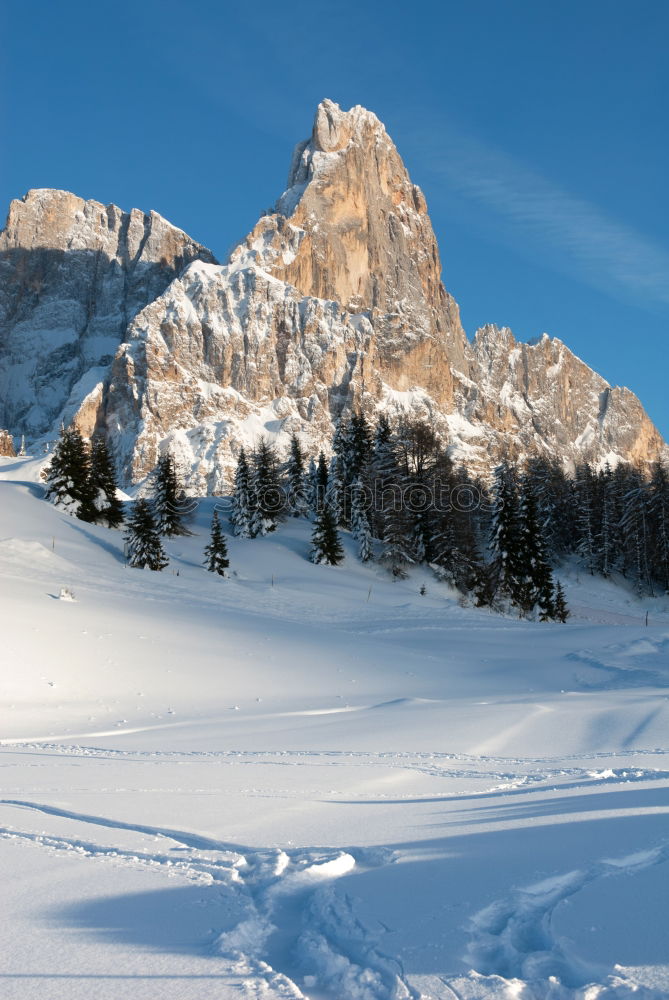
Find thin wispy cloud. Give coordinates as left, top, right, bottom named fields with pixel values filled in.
left=412, top=124, right=669, bottom=311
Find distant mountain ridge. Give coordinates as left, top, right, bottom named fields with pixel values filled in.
left=0, top=101, right=665, bottom=488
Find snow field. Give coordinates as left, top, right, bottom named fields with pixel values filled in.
left=1, top=456, right=669, bottom=999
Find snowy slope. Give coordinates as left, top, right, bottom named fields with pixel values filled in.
left=2, top=455, right=669, bottom=999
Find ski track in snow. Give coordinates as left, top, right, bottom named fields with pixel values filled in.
left=3, top=475, right=669, bottom=998
left=0, top=798, right=415, bottom=1000
left=2, top=775, right=669, bottom=1000
left=461, top=841, right=669, bottom=1000
left=3, top=743, right=668, bottom=800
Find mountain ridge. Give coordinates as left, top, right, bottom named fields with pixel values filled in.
left=0, top=101, right=665, bottom=487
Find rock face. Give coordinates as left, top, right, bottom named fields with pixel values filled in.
left=0, top=189, right=216, bottom=437
left=0, top=102, right=665, bottom=488
left=239, top=101, right=470, bottom=388
left=466, top=326, right=666, bottom=467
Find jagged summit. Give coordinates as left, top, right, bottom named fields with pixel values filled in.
left=283, top=100, right=390, bottom=193
left=0, top=189, right=216, bottom=436
left=1, top=188, right=213, bottom=254
left=0, top=103, right=665, bottom=487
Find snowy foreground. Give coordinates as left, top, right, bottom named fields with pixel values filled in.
left=2, top=457, right=669, bottom=1000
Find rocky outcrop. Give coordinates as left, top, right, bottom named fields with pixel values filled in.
left=0, top=103, right=665, bottom=488
left=0, top=429, right=15, bottom=456
left=99, top=101, right=665, bottom=489
left=238, top=100, right=470, bottom=394
left=462, top=326, right=666, bottom=467
left=0, top=188, right=216, bottom=437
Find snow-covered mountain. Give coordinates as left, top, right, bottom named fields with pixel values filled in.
left=0, top=102, right=665, bottom=488
left=0, top=188, right=215, bottom=441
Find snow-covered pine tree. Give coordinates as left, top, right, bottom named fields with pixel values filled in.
left=230, top=448, right=254, bottom=538
left=326, top=456, right=344, bottom=526
left=453, top=467, right=487, bottom=595
left=525, top=456, right=571, bottom=562
left=310, top=451, right=329, bottom=516
left=204, top=510, right=229, bottom=575
left=18, top=435, right=26, bottom=457
left=370, top=413, right=396, bottom=539
left=425, top=449, right=456, bottom=572
left=357, top=515, right=374, bottom=563
left=306, top=456, right=318, bottom=514
left=285, top=434, right=308, bottom=517
left=250, top=439, right=283, bottom=536
left=310, top=503, right=344, bottom=565
left=348, top=413, right=372, bottom=485
left=44, top=425, right=96, bottom=521
left=620, top=470, right=653, bottom=596
left=553, top=581, right=569, bottom=622
left=433, top=490, right=485, bottom=597
left=90, top=437, right=124, bottom=528
left=153, top=453, right=187, bottom=536
left=648, top=461, right=669, bottom=593
left=516, top=474, right=556, bottom=619
left=332, top=414, right=353, bottom=524
left=125, top=499, right=168, bottom=570
left=488, top=461, right=523, bottom=607
left=412, top=520, right=427, bottom=564
left=606, top=463, right=629, bottom=575
left=574, top=464, right=598, bottom=576
left=379, top=505, right=414, bottom=579
left=372, top=412, right=393, bottom=461
left=596, top=464, right=614, bottom=578
left=331, top=414, right=351, bottom=483
left=350, top=476, right=373, bottom=562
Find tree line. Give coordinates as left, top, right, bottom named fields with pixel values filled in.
left=43, top=417, right=669, bottom=618
left=43, top=427, right=223, bottom=573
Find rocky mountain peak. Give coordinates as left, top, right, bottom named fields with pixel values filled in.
left=311, top=99, right=384, bottom=153
left=0, top=190, right=216, bottom=436
left=0, top=103, right=665, bottom=489
left=234, top=101, right=468, bottom=378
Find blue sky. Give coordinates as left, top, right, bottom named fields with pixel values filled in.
left=2, top=0, right=668, bottom=435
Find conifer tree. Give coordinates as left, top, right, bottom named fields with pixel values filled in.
left=250, top=439, right=283, bottom=536
left=489, top=461, right=523, bottom=606
left=153, top=453, right=187, bottom=536
left=331, top=415, right=351, bottom=489
left=44, top=425, right=96, bottom=521
left=230, top=448, right=254, bottom=538
left=379, top=504, right=414, bottom=579
left=648, top=461, right=669, bottom=593
left=285, top=434, right=308, bottom=517
left=326, top=456, right=344, bottom=526
left=305, top=456, right=318, bottom=513
left=371, top=414, right=398, bottom=539
left=348, top=413, right=372, bottom=485
left=553, top=580, right=569, bottom=622
left=204, top=510, right=229, bottom=575
left=620, top=471, right=652, bottom=596
left=526, top=457, right=574, bottom=562
left=309, top=451, right=329, bottom=515
left=597, top=464, right=614, bottom=578
left=310, top=504, right=344, bottom=565
left=412, top=520, right=427, bottom=564
left=357, top=516, right=374, bottom=563
left=574, top=464, right=598, bottom=575
left=125, top=499, right=168, bottom=570
left=373, top=412, right=392, bottom=453
left=516, top=474, right=556, bottom=618
left=350, top=477, right=373, bottom=562
left=90, top=437, right=124, bottom=528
